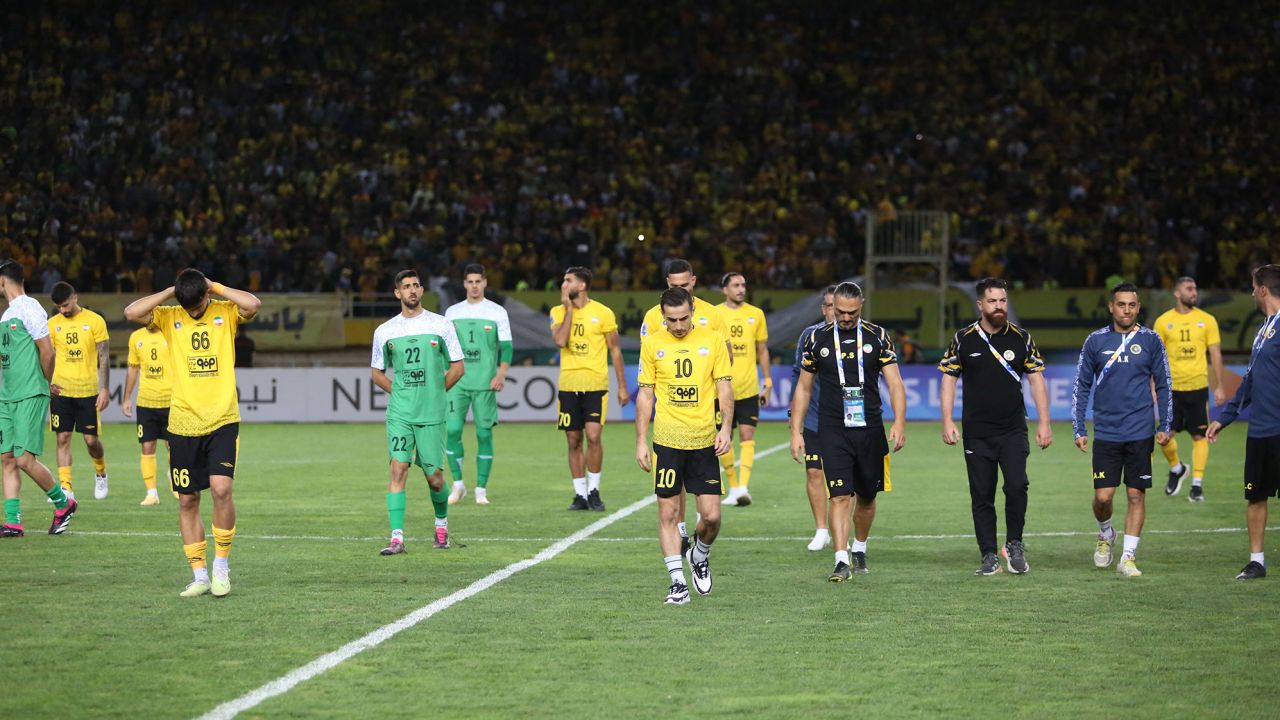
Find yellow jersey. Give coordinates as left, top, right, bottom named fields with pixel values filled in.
left=716, top=302, right=769, bottom=400
left=1154, top=307, right=1221, bottom=391
left=149, top=300, right=245, bottom=436
left=640, top=300, right=728, bottom=345
left=127, top=326, right=173, bottom=408
left=48, top=308, right=109, bottom=397
left=550, top=299, right=617, bottom=392
left=638, top=325, right=732, bottom=450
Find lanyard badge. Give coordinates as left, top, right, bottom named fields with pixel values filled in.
left=1248, top=313, right=1280, bottom=372
left=833, top=321, right=866, bottom=428
left=975, top=326, right=1021, bottom=383
left=1095, top=329, right=1136, bottom=387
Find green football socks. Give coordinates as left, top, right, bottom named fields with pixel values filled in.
left=4, top=498, right=19, bottom=525
left=45, top=483, right=69, bottom=509
left=429, top=482, right=449, bottom=520
left=476, top=426, right=494, bottom=489
left=386, top=490, right=406, bottom=534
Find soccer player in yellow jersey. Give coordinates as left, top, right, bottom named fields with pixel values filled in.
left=47, top=282, right=111, bottom=501
left=716, top=272, right=771, bottom=507
left=125, top=269, right=261, bottom=598
left=550, top=267, right=628, bottom=511
left=635, top=287, right=734, bottom=604
left=640, top=259, right=731, bottom=550
left=1154, top=277, right=1226, bottom=502
left=122, top=325, right=172, bottom=505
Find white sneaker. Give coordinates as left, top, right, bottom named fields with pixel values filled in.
left=447, top=482, right=466, bottom=505
left=475, top=487, right=489, bottom=505
left=807, top=529, right=831, bottom=552
left=720, top=488, right=740, bottom=505
left=735, top=490, right=752, bottom=507
left=94, top=473, right=109, bottom=500
left=1094, top=533, right=1114, bottom=568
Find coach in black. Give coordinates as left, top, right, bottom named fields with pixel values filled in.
left=939, top=278, right=1052, bottom=576
left=790, top=282, right=906, bottom=582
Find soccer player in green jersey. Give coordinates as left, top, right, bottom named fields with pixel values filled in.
left=372, top=269, right=465, bottom=555
left=445, top=264, right=512, bottom=505
left=0, top=259, right=78, bottom=537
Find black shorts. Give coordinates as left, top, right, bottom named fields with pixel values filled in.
left=820, top=426, right=889, bottom=499
left=652, top=443, right=723, bottom=498
left=1171, top=388, right=1210, bottom=436
left=803, top=428, right=823, bottom=471
left=1243, top=434, right=1280, bottom=502
left=136, top=406, right=170, bottom=444
left=557, top=390, right=607, bottom=431
left=169, top=423, right=239, bottom=495
left=1092, top=438, right=1154, bottom=490
left=50, top=395, right=99, bottom=435
left=715, top=397, right=760, bottom=429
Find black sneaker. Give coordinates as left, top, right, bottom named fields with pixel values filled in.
left=586, top=489, right=606, bottom=512
left=1165, top=464, right=1189, bottom=496
left=1002, top=540, right=1029, bottom=574
left=1236, top=561, right=1267, bottom=580
left=689, top=553, right=712, bottom=595
left=975, top=552, right=1002, bottom=576
left=851, top=551, right=869, bottom=574
left=828, top=561, right=851, bottom=582
left=49, top=499, right=78, bottom=535
left=567, top=494, right=589, bottom=511
left=680, top=535, right=691, bottom=559
left=1188, top=485, right=1205, bottom=503
left=0, top=523, right=24, bottom=538
left=664, top=581, right=690, bottom=604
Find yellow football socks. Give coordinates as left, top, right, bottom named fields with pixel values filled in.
left=184, top=541, right=207, bottom=570
left=141, top=453, right=157, bottom=491
left=58, top=466, right=73, bottom=492
left=721, top=447, right=739, bottom=488
left=213, top=525, right=236, bottom=560
left=91, top=455, right=106, bottom=475
left=739, top=440, right=756, bottom=488
left=1192, top=438, right=1209, bottom=480
left=1160, top=437, right=1180, bottom=468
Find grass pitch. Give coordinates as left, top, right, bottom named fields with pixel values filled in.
left=3, top=421, right=1274, bottom=719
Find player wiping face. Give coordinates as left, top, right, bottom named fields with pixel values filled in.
left=561, top=271, right=587, bottom=303
left=1110, top=291, right=1140, bottom=331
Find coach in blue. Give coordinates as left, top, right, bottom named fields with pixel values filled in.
left=1071, top=283, right=1172, bottom=578
left=791, top=285, right=835, bottom=552
left=1207, top=264, right=1280, bottom=580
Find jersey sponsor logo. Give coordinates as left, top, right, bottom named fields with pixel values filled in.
left=187, top=355, right=219, bottom=375
left=571, top=341, right=589, bottom=355
left=464, top=348, right=481, bottom=361
left=146, top=364, right=165, bottom=378
left=1003, top=350, right=1016, bottom=361
left=667, top=384, right=699, bottom=405
left=402, top=368, right=426, bottom=386
left=66, top=348, right=83, bottom=361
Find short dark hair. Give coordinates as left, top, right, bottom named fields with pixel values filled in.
left=666, top=258, right=693, bottom=277
left=1111, top=282, right=1140, bottom=297
left=394, top=269, right=419, bottom=288
left=1174, top=276, right=1196, bottom=288
left=660, top=286, right=693, bottom=310
left=1254, top=264, right=1280, bottom=297
left=174, top=269, right=208, bottom=309
left=821, top=285, right=837, bottom=298
left=565, top=266, right=593, bottom=284
left=463, top=263, right=485, bottom=278
left=50, top=281, right=75, bottom=305
left=0, top=259, right=24, bottom=285
left=975, top=277, right=1008, bottom=297
left=833, top=281, right=863, bottom=300
left=721, top=272, right=743, bottom=287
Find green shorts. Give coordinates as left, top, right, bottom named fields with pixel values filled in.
left=386, top=419, right=446, bottom=474
left=447, top=386, right=499, bottom=429
left=0, top=395, right=50, bottom=457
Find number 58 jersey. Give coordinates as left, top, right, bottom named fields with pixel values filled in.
left=372, top=311, right=464, bottom=425
left=149, top=300, right=243, bottom=437
left=638, top=326, right=732, bottom=450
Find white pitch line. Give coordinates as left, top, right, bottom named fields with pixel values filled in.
left=192, top=440, right=789, bottom=719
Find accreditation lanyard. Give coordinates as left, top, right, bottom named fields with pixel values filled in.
left=1247, top=313, right=1280, bottom=372
left=1094, top=329, right=1136, bottom=387
left=975, top=325, right=1021, bottom=383
left=833, top=321, right=866, bottom=427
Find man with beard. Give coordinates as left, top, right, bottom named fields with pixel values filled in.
left=790, top=282, right=907, bottom=581
left=1072, top=283, right=1172, bottom=577
left=1154, top=276, right=1226, bottom=502
left=938, top=278, right=1053, bottom=575
left=1207, top=264, right=1280, bottom=580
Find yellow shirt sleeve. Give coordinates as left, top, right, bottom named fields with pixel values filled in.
left=1205, top=312, right=1221, bottom=346
left=599, top=305, right=618, bottom=335
left=128, top=331, right=142, bottom=366
left=91, top=312, right=108, bottom=344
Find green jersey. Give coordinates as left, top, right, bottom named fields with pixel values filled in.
left=444, top=299, right=513, bottom=392
left=0, top=295, right=52, bottom=402
left=372, top=310, right=463, bottom=425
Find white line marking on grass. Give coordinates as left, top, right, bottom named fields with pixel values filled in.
left=195, top=493, right=657, bottom=720
left=192, top=440, right=789, bottom=719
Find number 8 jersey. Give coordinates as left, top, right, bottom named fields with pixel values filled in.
left=150, top=300, right=244, bottom=436
left=372, top=310, right=464, bottom=425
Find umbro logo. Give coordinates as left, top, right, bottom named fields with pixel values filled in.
left=221, top=462, right=234, bottom=468
left=968, top=353, right=982, bottom=357
left=842, top=339, right=856, bottom=344
left=1139, top=475, right=1152, bottom=480
left=965, top=450, right=973, bottom=454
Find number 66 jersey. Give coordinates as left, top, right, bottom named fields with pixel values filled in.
left=150, top=299, right=245, bottom=437
left=372, top=311, right=464, bottom=425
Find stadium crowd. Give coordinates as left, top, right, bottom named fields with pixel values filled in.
left=2, top=2, right=1277, bottom=296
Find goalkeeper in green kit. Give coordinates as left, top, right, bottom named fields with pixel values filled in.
left=445, top=264, right=513, bottom=505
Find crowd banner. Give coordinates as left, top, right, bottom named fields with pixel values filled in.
left=75, top=294, right=346, bottom=353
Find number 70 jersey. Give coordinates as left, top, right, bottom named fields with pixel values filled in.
left=372, top=311, right=464, bottom=425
